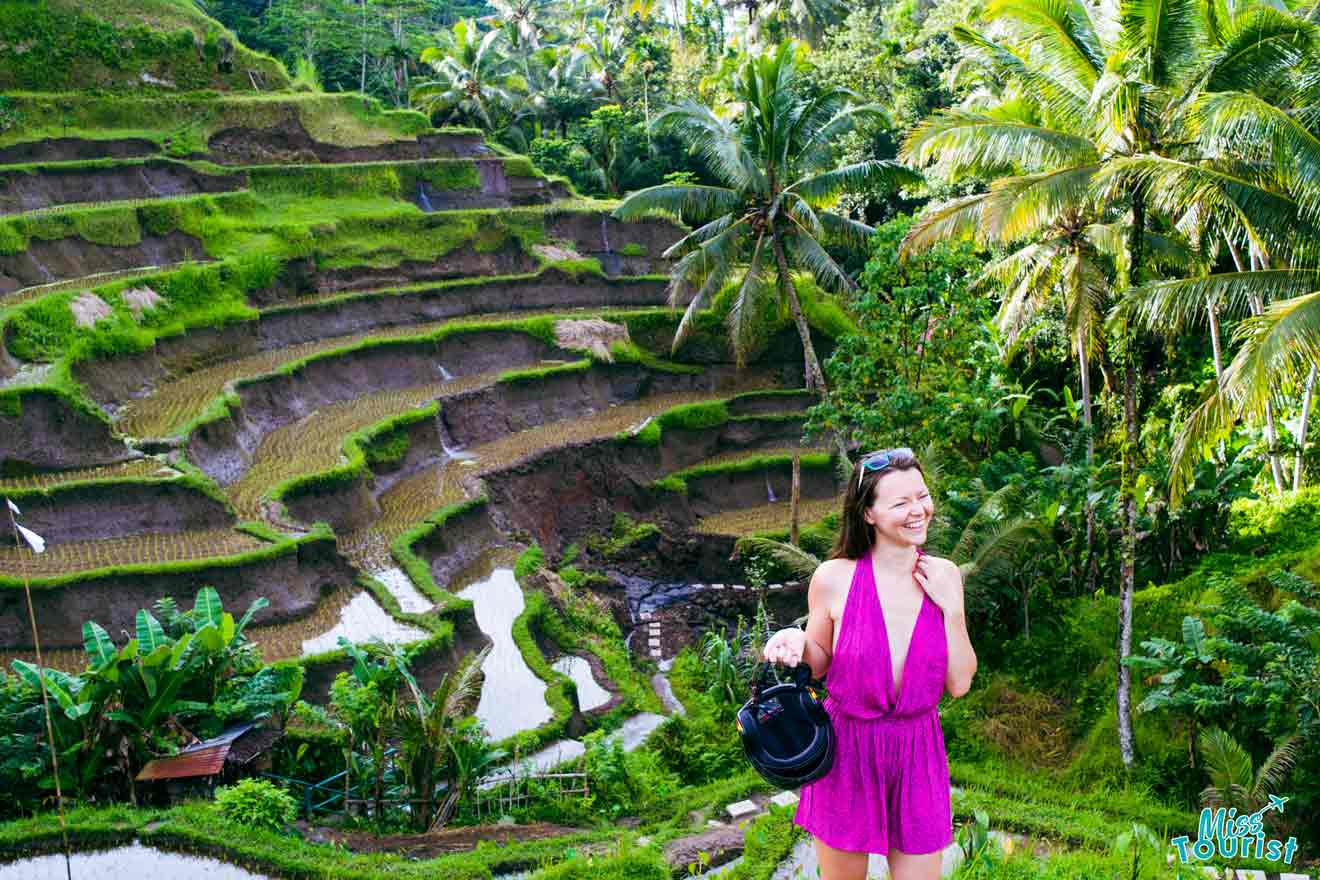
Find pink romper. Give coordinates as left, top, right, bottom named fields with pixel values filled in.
left=792, top=551, right=954, bottom=854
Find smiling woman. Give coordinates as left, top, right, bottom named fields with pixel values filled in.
left=761, top=446, right=977, bottom=880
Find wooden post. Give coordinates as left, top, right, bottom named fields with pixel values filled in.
left=790, top=453, right=801, bottom=546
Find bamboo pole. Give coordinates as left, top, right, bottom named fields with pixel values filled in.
left=6, top=502, right=71, bottom=880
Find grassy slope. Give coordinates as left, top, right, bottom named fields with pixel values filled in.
left=0, top=0, right=291, bottom=92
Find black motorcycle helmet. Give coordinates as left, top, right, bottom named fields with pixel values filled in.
left=736, top=659, right=835, bottom=788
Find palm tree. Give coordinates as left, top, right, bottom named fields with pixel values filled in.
left=1105, top=7, right=1320, bottom=505
left=1198, top=726, right=1300, bottom=818
left=484, top=0, right=549, bottom=51
left=898, top=0, right=1309, bottom=767
left=579, top=17, right=629, bottom=102
left=395, top=645, right=491, bottom=829
left=412, top=19, right=523, bottom=130
left=522, top=45, right=599, bottom=138
left=616, top=42, right=917, bottom=459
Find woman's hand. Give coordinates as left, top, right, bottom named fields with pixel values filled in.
left=913, top=553, right=966, bottom=619
left=762, top=627, right=808, bottom=666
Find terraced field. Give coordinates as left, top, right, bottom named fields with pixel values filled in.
left=224, top=371, right=500, bottom=517
left=0, top=526, right=267, bottom=578
left=0, top=86, right=844, bottom=684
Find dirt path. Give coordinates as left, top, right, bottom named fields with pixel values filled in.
left=300, top=820, right=590, bottom=858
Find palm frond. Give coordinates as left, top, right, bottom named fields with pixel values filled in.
left=902, top=109, right=1099, bottom=179
left=735, top=536, right=822, bottom=579
left=1114, top=270, right=1320, bottom=334
left=901, top=192, right=990, bottom=256
left=614, top=184, right=742, bottom=224
left=788, top=160, right=921, bottom=204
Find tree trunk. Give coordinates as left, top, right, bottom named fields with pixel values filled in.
left=791, top=453, right=801, bottom=546
left=360, top=0, right=369, bottom=96
left=1232, top=239, right=1286, bottom=491
left=771, top=235, right=849, bottom=464
left=1208, top=301, right=1223, bottom=384
left=1296, top=364, right=1317, bottom=491
left=1249, top=293, right=1287, bottom=493
left=1077, top=325, right=1097, bottom=595
left=1116, top=186, right=1144, bottom=770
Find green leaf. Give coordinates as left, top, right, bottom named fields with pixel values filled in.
left=236, top=598, right=269, bottom=635
left=221, top=612, right=235, bottom=646
left=1182, top=616, right=1211, bottom=661
left=136, top=610, right=166, bottom=655
left=194, top=587, right=222, bottom=628
left=82, top=621, right=115, bottom=667
left=194, top=624, right=223, bottom=652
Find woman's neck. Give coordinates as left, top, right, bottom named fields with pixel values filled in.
left=869, top=539, right=919, bottom=585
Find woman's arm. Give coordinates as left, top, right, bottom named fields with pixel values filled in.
left=800, top=565, right=836, bottom=680
left=941, top=566, right=977, bottom=698
left=763, top=561, right=838, bottom=679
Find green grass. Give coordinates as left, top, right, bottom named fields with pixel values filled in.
left=0, top=468, right=231, bottom=510
left=0, top=802, right=623, bottom=880
left=389, top=497, right=488, bottom=613
left=0, top=1, right=289, bottom=93
left=0, top=91, right=438, bottom=149
left=654, top=451, right=834, bottom=495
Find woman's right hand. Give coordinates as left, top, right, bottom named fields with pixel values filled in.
left=762, top=627, right=808, bottom=666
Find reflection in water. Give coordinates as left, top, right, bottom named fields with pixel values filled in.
left=0, top=843, right=270, bottom=879
left=551, top=655, right=611, bottom=711
left=456, top=567, right=554, bottom=741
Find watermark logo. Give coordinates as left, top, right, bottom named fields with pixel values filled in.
left=1171, top=795, right=1300, bottom=865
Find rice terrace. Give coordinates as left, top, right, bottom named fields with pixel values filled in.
left=0, top=0, right=1316, bottom=878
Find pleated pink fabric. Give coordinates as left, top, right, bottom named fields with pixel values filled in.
left=792, top=550, right=954, bottom=855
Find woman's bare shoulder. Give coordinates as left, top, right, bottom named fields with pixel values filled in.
left=810, top=557, right=854, bottom=593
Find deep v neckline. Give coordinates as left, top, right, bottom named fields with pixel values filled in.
left=869, top=551, right=928, bottom=705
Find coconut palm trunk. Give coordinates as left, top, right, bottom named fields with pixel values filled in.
left=772, top=234, right=849, bottom=462
left=1296, top=365, right=1316, bottom=491
left=1077, top=324, right=1098, bottom=594
left=1115, top=186, right=1144, bottom=770
left=1225, top=237, right=1285, bottom=491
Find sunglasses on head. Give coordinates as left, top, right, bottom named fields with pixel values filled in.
left=856, top=448, right=914, bottom=491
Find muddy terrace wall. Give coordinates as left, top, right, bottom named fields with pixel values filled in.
left=280, top=362, right=783, bottom=531
left=206, top=121, right=489, bottom=165
left=73, top=272, right=672, bottom=410
left=0, top=534, right=355, bottom=650
left=410, top=502, right=507, bottom=610
left=256, top=272, right=670, bottom=348
left=0, top=161, right=247, bottom=215
left=0, top=230, right=209, bottom=295
left=2, top=481, right=232, bottom=543
left=479, top=416, right=834, bottom=562
left=0, top=389, right=132, bottom=472
left=188, top=330, right=570, bottom=485
left=544, top=214, right=683, bottom=276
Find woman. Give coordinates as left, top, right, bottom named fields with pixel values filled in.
left=761, top=447, right=977, bottom=880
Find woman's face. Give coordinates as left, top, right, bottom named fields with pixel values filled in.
left=863, top=468, right=934, bottom=547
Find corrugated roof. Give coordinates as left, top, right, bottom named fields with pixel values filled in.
left=136, top=743, right=230, bottom=781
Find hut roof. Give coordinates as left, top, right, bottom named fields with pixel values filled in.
left=135, top=722, right=278, bottom=781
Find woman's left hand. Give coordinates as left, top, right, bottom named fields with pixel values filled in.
left=913, top=553, right=965, bottom=619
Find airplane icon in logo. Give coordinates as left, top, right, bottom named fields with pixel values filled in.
left=1245, top=794, right=1290, bottom=825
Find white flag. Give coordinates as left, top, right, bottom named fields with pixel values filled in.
left=5, top=498, right=17, bottom=516
left=15, top=524, right=45, bottom=555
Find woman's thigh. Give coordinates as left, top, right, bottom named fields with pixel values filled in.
left=886, top=847, right=942, bottom=880
left=814, top=835, right=869, bottom=880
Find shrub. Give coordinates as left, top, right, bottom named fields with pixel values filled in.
left=515, top=544, right=545, bottom=581
left=214, top=778, right=297, bottom=831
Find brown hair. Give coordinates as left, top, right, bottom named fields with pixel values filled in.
left=830, top=447, right=926, bottom=560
